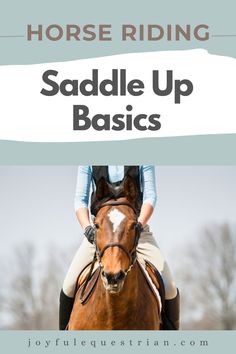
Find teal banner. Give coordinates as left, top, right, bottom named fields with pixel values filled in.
left=0, top=135, right=235, bottom=164
left=0, top=330, right=235, bottom=354
left=0, top=0, right=236, bottom=64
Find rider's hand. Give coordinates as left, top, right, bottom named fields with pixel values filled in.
left=84, top=225, right=96, bottom=244
left=135, top=221, right=144, bottom=234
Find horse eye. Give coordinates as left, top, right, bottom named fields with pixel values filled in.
left=94, top=223, right=99, bottom=229
left=129, top=222, right=136, bottom=230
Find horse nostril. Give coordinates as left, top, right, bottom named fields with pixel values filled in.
left=102, top=271, right=112, bottom=282
left=102, top=271, right=126, bottom=285
left=115, top=271, right=125, bottom=282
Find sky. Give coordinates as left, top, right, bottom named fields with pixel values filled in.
left=0, top=166, right=235, bottom=274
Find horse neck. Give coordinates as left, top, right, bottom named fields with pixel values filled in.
left=90, top=262, right=160, bottom=329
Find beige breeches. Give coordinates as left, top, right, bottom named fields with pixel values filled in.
left=63, top=225, right=177, bottom=300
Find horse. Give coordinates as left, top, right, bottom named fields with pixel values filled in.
left=68, top=176, right=162, bottom=330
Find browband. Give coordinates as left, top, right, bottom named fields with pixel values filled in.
left=99, top=200, right=138, bottom=216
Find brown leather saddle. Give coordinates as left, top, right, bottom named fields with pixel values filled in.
left=76, top=259, right=165, bottom=310
left=75, top=262, right=101, bottom=305
left=139, top=260, right=165, bottom=313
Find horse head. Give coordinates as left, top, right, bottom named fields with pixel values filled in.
left=94, top=176, right=139, bottom=294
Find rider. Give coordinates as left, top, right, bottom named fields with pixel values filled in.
left=59, top=165, right=180, bottom=330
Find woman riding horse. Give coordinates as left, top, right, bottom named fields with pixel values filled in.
left=59, top=166, right=180, bottom=330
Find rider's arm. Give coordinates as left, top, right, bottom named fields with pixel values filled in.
left=138, top=165, right=157, bottom=227
left=76, top=208, right=91, bottom=230
left=74, top=166, right=92, bottom=230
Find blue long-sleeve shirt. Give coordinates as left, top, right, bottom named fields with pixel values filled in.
left=74, top=166, right=157, bottom=211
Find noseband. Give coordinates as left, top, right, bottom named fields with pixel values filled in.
left=95, top=200, right=140, bottom=274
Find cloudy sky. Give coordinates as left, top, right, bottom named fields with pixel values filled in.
left=0, top=166, right=235, bottom=272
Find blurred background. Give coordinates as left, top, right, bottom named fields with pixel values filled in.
left=0, top=166, right=235, bottom=330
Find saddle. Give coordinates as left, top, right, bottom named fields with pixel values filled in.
left=75, top=261, right=101, bottom=305
left=76, top=258, right=165, bottom=312
left=139, top=260, right=165, bottom=315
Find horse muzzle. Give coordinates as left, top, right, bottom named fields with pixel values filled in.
left=101, top=270, right=126, bottom=294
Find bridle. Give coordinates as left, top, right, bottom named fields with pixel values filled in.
left=79, top=199, right=141, bottom=303
left=95, top=200, right=140, bottom=275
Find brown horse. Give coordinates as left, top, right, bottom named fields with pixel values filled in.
left=68, top=177, right=161, bottom=330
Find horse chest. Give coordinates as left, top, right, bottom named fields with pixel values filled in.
left=69, top=273, right=159, bottom=330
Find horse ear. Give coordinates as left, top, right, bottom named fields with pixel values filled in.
left=123, top=175, right=138, bottom=202
left=96, top=177, right=110, bottom=199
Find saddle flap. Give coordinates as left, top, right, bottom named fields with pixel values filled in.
left=145, top=260, right=165, bottom=307
left=76, top=263, right=101, bottom=305
left=136, top=259, right=165, bottom=315
left=77, top=263, right=94, bottom=287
